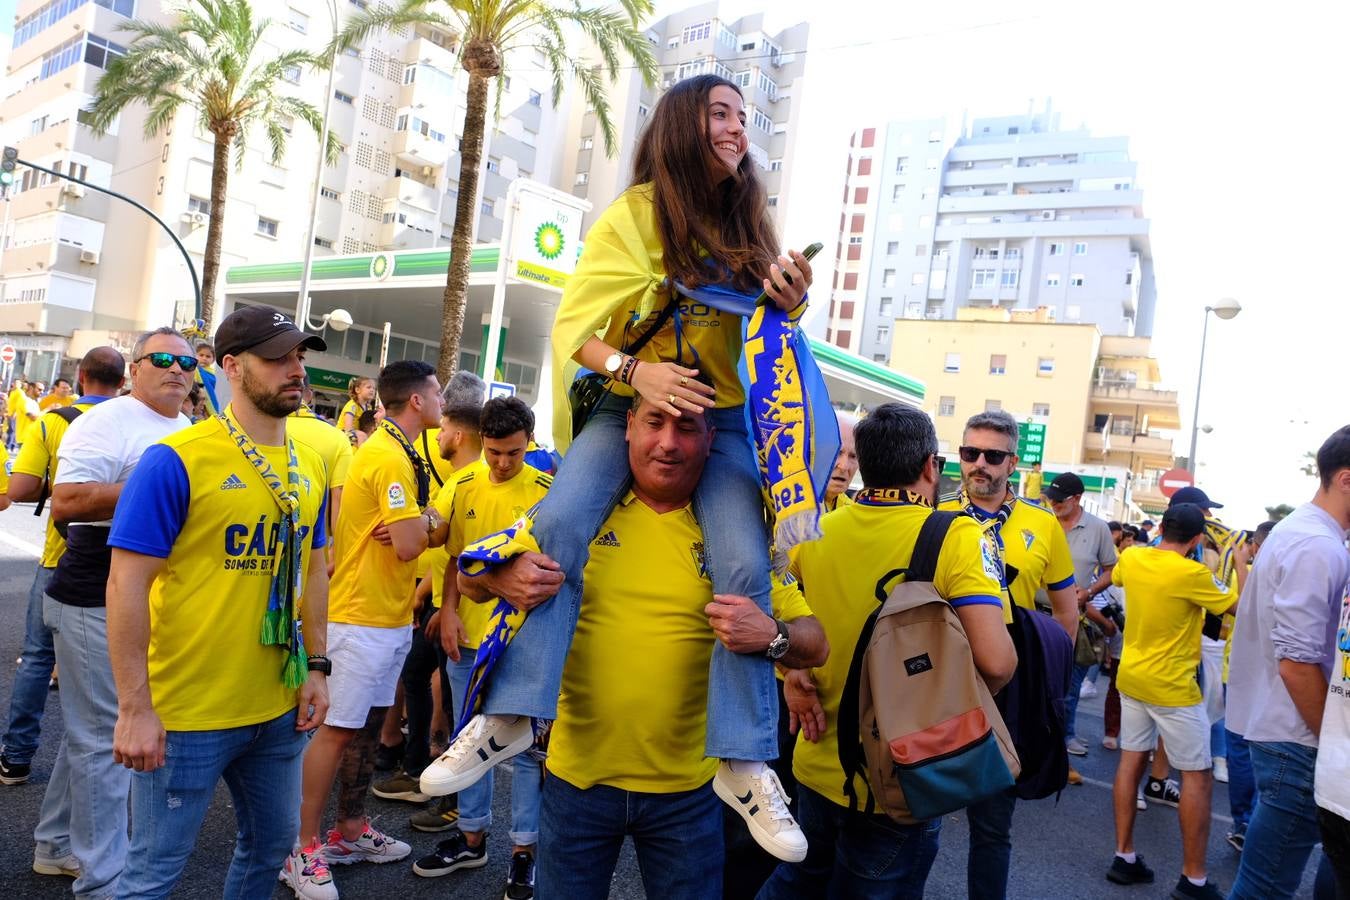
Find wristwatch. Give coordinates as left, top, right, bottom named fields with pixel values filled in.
left=765, top=618, right=790, bottom=660
left=603, top=351, right=625, bottom=380
left=425, top=509, right=441, bottom=534
left=306, top=655, right=332, bottom=676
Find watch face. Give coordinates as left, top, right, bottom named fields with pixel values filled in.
left=604, top=352, right=623, bottom=374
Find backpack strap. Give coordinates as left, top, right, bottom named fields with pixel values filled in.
left=33, top=405, right=85, bottom=518
left=421, top=430, right=445, bottom=489
left=839, top=510, right=960, bottom=812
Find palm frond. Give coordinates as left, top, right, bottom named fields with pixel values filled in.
left=330, top=0, right=459, bottom=54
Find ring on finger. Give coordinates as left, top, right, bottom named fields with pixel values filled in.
left=680, top=376, right=688, bottom=387
left=668, top=393, right=677, bottom=406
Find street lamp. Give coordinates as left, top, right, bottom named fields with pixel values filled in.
left=1187, top=297, right=1241, bottom=473
left=296, top=0, right=340, bottom=333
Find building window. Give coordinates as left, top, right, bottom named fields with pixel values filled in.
left=314, top=236, right=333, bottom=249
left=878, top=297, right=892, bottom=316
left=1049, top=242, right=1064, bottom=256
left=769, top=158, right=783, bottom=172
left=886, top=241, right=898, bottom=255
left=680, top=20, right=710, bottom=43
left=288, top=8, right=307, bottom=32
left=989, top=354, right=1007, bottom=375
left=765, top=193, right=779, bottom=207
left=974, top=247, right=987, bottom=258
left=1006, top=247, right=1021, bottom=259
left=1074, top=241, right=1088, bottom=255
left=580, top=137, right=593, bottom=150
left=319, top=186, right=339, bottom=201
left=751, top=108, right=774, bottom=133
left=83, top=34, right=128, bottom=70
left=574, top=172, right=588, bottom=185
left=938, top=395, right=956, bottom=417
left=485, top=158, right=500, bottom=173
left=985, top=399, right=1002, bottom=413
left=881, top=269, right=896, bottom=288
left=334, top=90, right=354, bottom=104
left=1000, top=270, right=1019, bottom=288
left=667, top=36, right=679, bottom=49
left=1038, top=357, right=1055, bottom=375
left=1032, top=402, right=1051, bottom=417
left=873, top=353, right=887, bottom=363
left=943, top=352, right=960, bottom=374
left=187, top=195, right=212, bottom=215
left=876, top=324, right=890, bottom=344
left=282, top=64, right=301, bottom=84
left=1070, top=274, right=1085, bottom=286
left=256, top=216, right=278, bottom=238
left=971, top=268, right=996, bottom=288
left=848, top=235, right=863, bottom=245
left=717, top=22, right=736, bottom=48
left=527, top=89, right=542, bottom=107
left=1046, top=273, right=1061, bottom=287
left=637, top=103, right=649, bottom=117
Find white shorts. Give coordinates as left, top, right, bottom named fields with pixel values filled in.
left=325, top=623, right=413, bottom=729
left=1119, top=694, right=1212, bottom=771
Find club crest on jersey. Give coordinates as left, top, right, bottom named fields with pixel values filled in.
left=387, top=482, right=406, bottom=510
left=1021, top=529, right=1035, bottom=550
left=691, top=540, right=708, bottom=578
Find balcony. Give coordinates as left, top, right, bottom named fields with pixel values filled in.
left=386, top=175, right=439, bottom=212
left=393, top=128, right=449, bottom=170
left=1083, top=429, right=1175, bottom=466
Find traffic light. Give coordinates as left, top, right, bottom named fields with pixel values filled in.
left=0, top=147, right=16, bottom=187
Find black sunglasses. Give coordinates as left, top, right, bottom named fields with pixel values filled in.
left=934, top=454, right=947, bottom=472
left=958, top=445, right=1012, bottom=465
left=136, top=352, right=199, bottom=372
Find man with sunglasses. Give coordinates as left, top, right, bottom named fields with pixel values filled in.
left=939, top=409, right=1077, bottom=900
left=39, top=327, right=193, bottom=899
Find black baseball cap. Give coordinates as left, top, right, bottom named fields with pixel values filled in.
left=1162, top=502, right=1207, bottom=540
left=214, top=305, right=326, bottom=360
left=1042, top=472, right=1085, bottom=502
left=1170, top=486, right=1223, bottom=510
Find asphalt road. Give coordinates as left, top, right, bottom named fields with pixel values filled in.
left=0, top=491, right=1320, bottom=899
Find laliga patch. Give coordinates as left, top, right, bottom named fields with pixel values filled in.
left=980, top=536, right=1004, bottom=583
left=387, top=482, right=407, bottom=510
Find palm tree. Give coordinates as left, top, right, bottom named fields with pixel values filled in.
left=335, top=0, right=658, bottom=379
left=85, top=0, right=337, bottom=327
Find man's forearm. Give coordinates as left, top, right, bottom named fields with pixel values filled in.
left=1280, top=658, right=1329, bottom=737
left=51, top=482, right=123, bottom=524
left=779, top=616, right=828, bottom=669
left=106, top=560, right=155, bottom=712
left=301, top=555, right=330, bottom=657
left=1089, top=573, right=1113, bottom=597
left=458, top=568, right=495, bottom=603
left=1048, top=586, right=1077, bottom=638
left=6, top=473, right=41, bottom=503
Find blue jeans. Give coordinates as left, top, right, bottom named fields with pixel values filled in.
left=1227, top=728, right=1256, bottom=831
left=1230, top=740, right=1323, bottom=900
left=448, top=651, right=541, bottom=845
left=117, top=708, right=306, bottom=899
left=1065, top=662, right=1090, bottom=741
left=758, top=785, right=941, bottom=899
left=2, top=565, right=57, bottom=765
left=484, top=393, right=777, bottom=760
left=43, top=597, right=128, bottom=900
left=539, top=773, right=723, bottom=900
left=965, top=788, right=1017, bottom=900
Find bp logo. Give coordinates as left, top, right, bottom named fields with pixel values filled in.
left=369, top=253, right=392, bottom=281
left=533, top=222, right=564, bottom=261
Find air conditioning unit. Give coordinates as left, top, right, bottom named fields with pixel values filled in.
left=79, top=249, right=99, bottom=264
left=180, top=211, right=208, bottom=226
left=61, top=182, right=84, bottom=198
left=1040, top=210, right=1056, bottom=221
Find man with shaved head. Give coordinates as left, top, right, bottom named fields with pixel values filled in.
left=824, top=412, right=859, bottom=512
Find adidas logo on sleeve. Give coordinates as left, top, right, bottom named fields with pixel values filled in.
left=220, top=473, right=248, bottom=491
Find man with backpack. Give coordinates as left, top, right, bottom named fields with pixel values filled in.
left=759, top=403, right=1016, bottom=898
left=940, top=410, right=1077, bottom=899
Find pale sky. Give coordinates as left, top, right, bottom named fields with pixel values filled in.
left=653, top=0, right=1347, bottom=527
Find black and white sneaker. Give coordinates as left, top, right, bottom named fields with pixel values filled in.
left=1143, top=777, right=1181, bottom=808
left=0, top=756, right=31, bottom=785
left=412, top=829, right=488, bottom=877
left=504, top=850, right=535, bottom=899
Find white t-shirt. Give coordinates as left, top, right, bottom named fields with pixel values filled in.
left=55, top=394, right=191, bottom=526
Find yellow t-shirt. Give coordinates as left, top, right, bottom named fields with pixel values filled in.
left=939, top=494, right=1075, bottom=617
left=14, top=397, right=39, bottom=445
left=438, top=461, right=552, bottom=644
left=547, top=494, right=810, bottom=792
left=338, top=399, right=366, bottom=436
left=39, top=394, right=74, bottom=411
left=825, top=491, right=854, bottom=512
left=415, top=426, right=459, bottom=502
left=288, top=407, right=353, bottom=490
left=789, top=499, right=1006, bottom=808
left=6, top=387, right=24, bottom=421
left=328, top=425, right=426, bottom=628
left=11, top=399, right=106, bottom=567
left=1112, top=546, right=1237, bottom=707
left=1022, top=470, right=1043, bottom=499
left=106, top=419, right=329, bottom=731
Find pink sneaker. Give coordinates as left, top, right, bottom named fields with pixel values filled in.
left=279, top=840, right=338, bottom=899
left=320, top=819, right=411, bottom=865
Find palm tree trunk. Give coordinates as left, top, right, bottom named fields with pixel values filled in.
left=437, top=70, right=490, bottom=381
left=201, top=128, right=232, bottom=328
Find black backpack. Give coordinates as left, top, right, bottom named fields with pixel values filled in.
left=998, top=603, right=1073, bottom=800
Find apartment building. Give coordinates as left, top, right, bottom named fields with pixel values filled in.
left=826, top=102, right=1156, bottom=366
left=0, top=0, right=563, bottom=376
left=896, top=307, right=1179, bottom=518
left=556, top=0, right=808, bottom=234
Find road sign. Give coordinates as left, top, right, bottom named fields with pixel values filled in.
left=0, top=344, right=15, bottom=365
left=488, top=381, right=516, bottom=400
left=1158, top=467, right=1195, bottom=499
left=1017, top=420, right=1047, bottom=464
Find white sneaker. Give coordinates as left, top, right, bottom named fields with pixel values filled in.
left=320, top=820, right=411, bottom=865
left=279, top=841, right=339, bottom=899
left=419, top=714, right=533, bottom=797
left=32, top=852, right=80, bottom=878
left=713, top=761, right=808, bottom=863
left=1079, top=681, right=1099, bottom=698
left=1214, top=757, right=1229, bottom=784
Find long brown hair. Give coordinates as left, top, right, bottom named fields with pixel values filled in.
left=632, top=75, right=779, bottom=293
